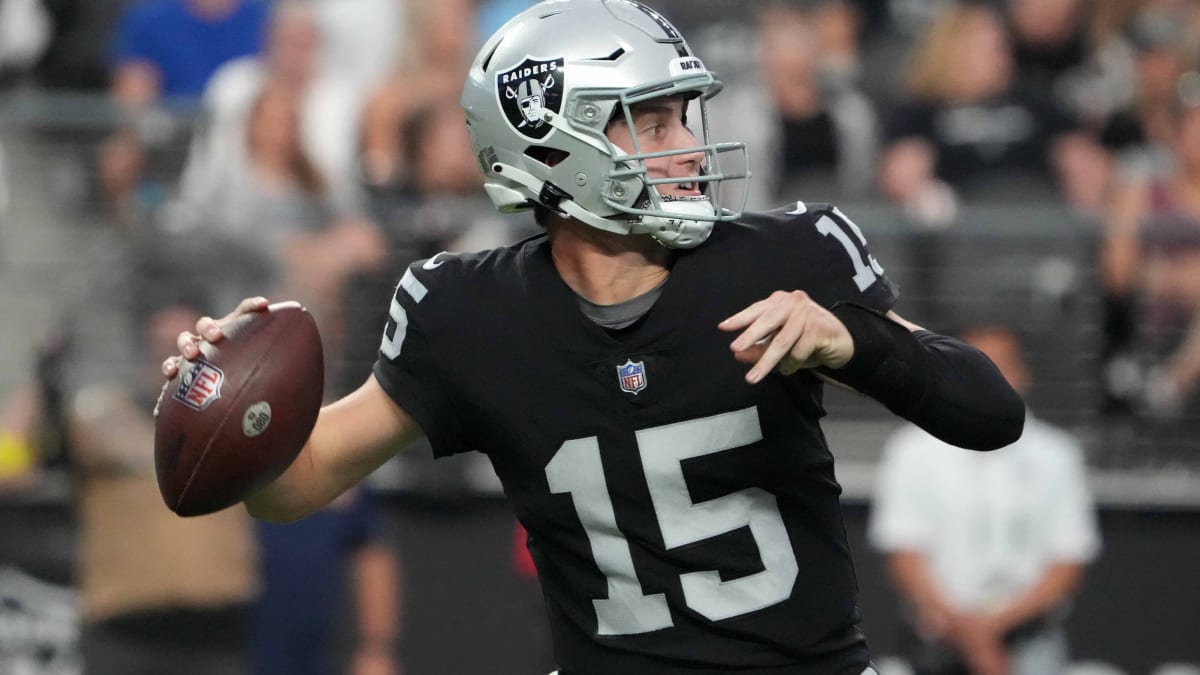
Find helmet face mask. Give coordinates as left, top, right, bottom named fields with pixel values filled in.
left=461, top=0, right=750, bottom=248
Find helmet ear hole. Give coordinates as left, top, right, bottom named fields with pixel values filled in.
left=525, top=146, right=569, bottom=167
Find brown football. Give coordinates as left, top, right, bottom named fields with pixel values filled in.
left=155, top=301, right=324, bottom=517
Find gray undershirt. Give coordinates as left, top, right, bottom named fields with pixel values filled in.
left=575, top=279, right=667, bottom=330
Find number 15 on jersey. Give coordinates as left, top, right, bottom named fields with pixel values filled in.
left=545, top=407, right=799, bottom=636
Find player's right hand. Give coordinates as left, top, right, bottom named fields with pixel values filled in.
left=719, top=290, right=855, bottom=383
left=161, top=296, right=271, bottom=379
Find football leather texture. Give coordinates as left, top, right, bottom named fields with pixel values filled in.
left=155, top=301, right=324, bottom=517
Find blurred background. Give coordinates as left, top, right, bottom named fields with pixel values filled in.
left=0, top=0, right=1197, bottom=674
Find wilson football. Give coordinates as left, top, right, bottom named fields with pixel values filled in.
left=155, top=301, right=324, bottom=516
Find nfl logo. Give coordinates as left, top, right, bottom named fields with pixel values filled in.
left=173, top=359, right=225, bottom=411
left=617, top=359, right=648, bottom=395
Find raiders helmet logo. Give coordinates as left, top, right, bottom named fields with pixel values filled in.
left=497, top=56, right=564, bottom=140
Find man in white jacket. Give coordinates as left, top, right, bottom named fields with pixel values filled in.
left=869, top=323, right=1101, bottom=675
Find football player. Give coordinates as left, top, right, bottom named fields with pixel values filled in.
left=165, top=1, right=1025, bottom=673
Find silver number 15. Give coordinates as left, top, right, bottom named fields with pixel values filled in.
left=544, top=407, right=799, bottom=636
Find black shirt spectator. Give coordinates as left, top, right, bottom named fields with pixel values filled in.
left=884, top=88, right=1078, bottom=200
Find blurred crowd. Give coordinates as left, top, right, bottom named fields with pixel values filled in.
left=0, top=0, right=1196, bottom=431
left=0, top=0, right=1195, bottom=441
left=0, top=0, right=1196, bottom=672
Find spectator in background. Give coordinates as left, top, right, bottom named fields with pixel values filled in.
left=0, top=320, right=72, bottom=490
left=1003, top=0, right=1091, bottom=114
left=109, top=0, right=270, bottom=109
left=707, top=1, right=878, bottom=208
left=877, top=1, right=1110, bottom=228
left=253, top=487, right=402, bottom=675
left=0, top=0, right=52, bottom=87
left=96, top=126, right=160, bottom=231
left=368, top=103, right=525, bottom=256
left=798, top=0, right=867, bottom=89
left=1068, top=0, right=1144, bottom=127
left=177, top=83, right=385, bottom=387
left=30, top=0, right=126, bottom=91
left=359, top=0, right=477, bottom=190
left=103, top=0, right=272, bottom=245
left=62, top=264, right=258, bottom=674
left=309, top=0, right=406, bottom=97
left=869, top=323, right=1101, bottom=675
left=190, top=0, right=366, bottom=211
left=1102, top=72, right=1200, bottom=418
left=0, top=381, right=41, bottom=483
left=1098, top=7, right=1199, bottom=174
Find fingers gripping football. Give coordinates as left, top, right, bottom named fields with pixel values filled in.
left=153, top=300, right=324, bottom=516
left=719, top=290, right=855, bottom=383
left=163, top=297, right=271, bottom=377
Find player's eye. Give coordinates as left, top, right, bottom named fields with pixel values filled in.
left=640, top=123, right=664, bottom=138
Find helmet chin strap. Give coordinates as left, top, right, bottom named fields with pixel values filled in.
left=629, top=195, right=716, bottom=249
left=490, top=160, right=716, bottom=248
left=562, top=194, right=716, bottom=249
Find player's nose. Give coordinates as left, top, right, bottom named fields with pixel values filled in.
left=670, top=130, right=705, bottom=172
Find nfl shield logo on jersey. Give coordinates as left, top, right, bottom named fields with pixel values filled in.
left=173, top=359, right=225, bottom=411
left=617, top=359, right=648, bottom=395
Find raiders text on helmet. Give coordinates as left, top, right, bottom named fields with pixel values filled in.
left=460, top=0, right=750, bottom=248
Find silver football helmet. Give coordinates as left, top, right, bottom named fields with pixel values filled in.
left=460, top=0, right=749, bottom=248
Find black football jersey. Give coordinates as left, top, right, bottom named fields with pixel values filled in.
left=373, top=202, right=897, bottom=674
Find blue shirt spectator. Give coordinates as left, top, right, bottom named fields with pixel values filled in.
left=252, top=488, right=400, bottom=675
left=110, top=0, right=270, bottom=103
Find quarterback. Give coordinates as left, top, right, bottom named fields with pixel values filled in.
left=165, top=1, right=1025, bottom=673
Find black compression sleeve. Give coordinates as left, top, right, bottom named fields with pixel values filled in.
left=819, top=303, right=1025, bottom=450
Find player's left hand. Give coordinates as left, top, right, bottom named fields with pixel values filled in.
left=719, top=291, right=854, bottom=383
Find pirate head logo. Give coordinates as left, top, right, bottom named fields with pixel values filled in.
left=497, top=57, right=564, bottom=140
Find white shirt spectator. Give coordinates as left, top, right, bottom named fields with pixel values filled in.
left=200, top=57, right=363, bottom=201
left=701, top=19, right=879, bottom=210
left=868, top=416, right=1101, bottom=613
left=0, top=0, right=50, bottom=72
left=311, top=0, right=404, bottom=95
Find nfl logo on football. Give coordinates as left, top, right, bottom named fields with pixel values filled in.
left=173, top=359, right=225, bottom=411
left=617, top=359, right=647, bottom=395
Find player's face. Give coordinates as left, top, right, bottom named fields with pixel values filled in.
left=605, top=96, right=704, bottom=199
